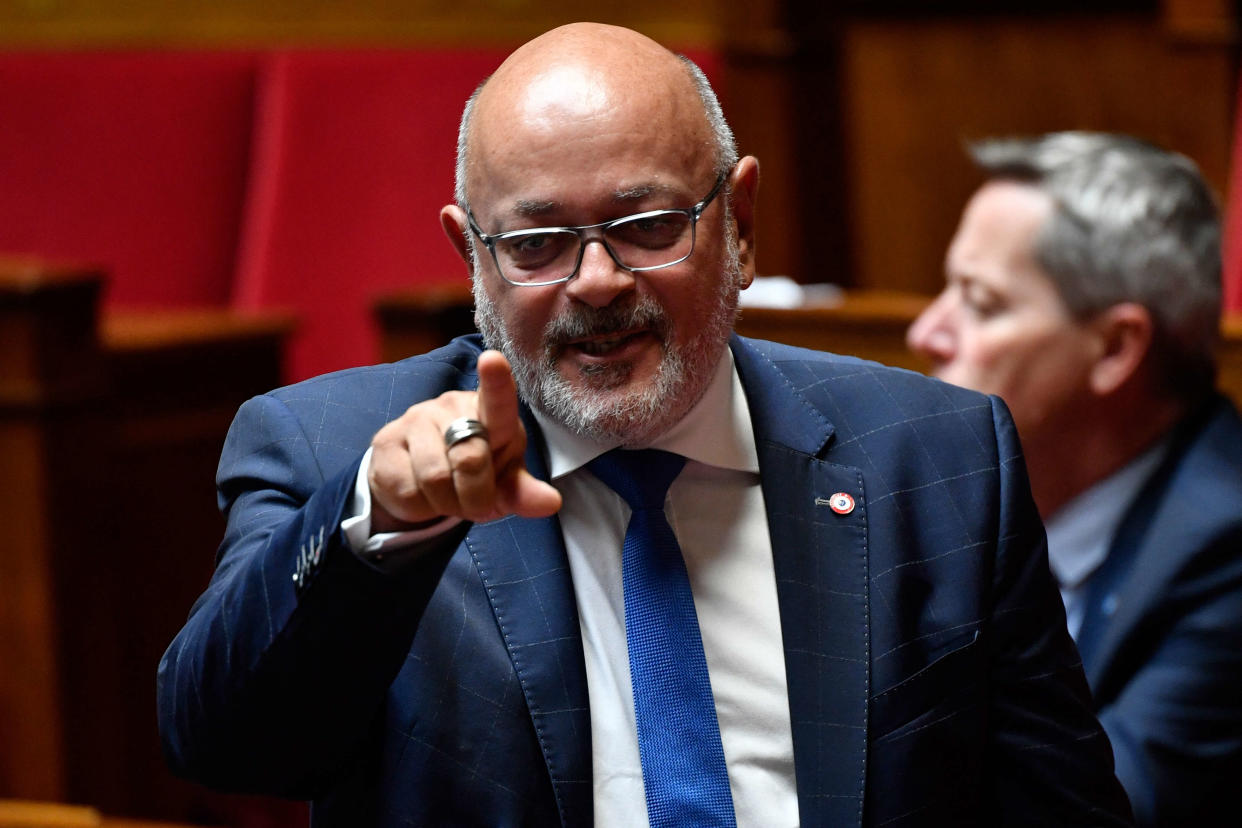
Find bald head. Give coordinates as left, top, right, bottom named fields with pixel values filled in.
left=453, top=23, right=736, bottom=207
left=490, top=23, right=686, bottom=108
left=436, top=23, right=760, bottom=446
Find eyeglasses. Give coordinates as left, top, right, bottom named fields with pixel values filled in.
left=466, top=171, right=729, bottom=287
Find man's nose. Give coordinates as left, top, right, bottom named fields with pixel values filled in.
left=906, top=294, right=957, bottom=363
left=563, top=238, right=636, bottom=308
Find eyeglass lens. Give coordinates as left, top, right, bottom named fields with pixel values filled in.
left=493, top=211, right=694, bottom=284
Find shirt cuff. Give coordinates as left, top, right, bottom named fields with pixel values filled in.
left=343, top=447, right=463, bottom=568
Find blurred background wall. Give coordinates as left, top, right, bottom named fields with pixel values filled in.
left=3, top=0, right=1238, bottom=382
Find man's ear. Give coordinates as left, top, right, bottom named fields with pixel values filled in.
left=1088, top=302, right=1153, bottom=396
left=728, top=156, right=760, bottom=288
left=440, top=204, right=472, bottom=265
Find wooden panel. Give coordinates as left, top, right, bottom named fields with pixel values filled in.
left=736, top=291, right=930, bottom=373
left=0, top=259, right=104, bottom=405
left=1164, top=0, right=1239, bottom=42
left=0, top=420, right=67, bottom=800
left=0, top=262, right=305, bottom=824
left=0, top=0, right=723, bottom=47
left=0, top=262, right=104, bottom=801
left=721, top=38, right=808, bottom=281
left=374, top=281, right=475, bottom=364
left=0, top=799, right=99, bottom=827
left=56, top=311, right=296, bottom=821
left=839, top=15, right=1237, bottom=296
left=0, top=799, right=204, bottom=828
left=1219, top=315, right=1242, bottom=407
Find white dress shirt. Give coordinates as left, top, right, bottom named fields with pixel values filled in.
left=533, top=349, right=797, bottom=828
left=343, top=349, right=798, bottom=826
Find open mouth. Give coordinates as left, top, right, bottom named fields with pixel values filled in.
left=567, top=328, right=651, bottom=357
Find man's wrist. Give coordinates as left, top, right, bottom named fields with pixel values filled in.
left=343, top=448, right=462, bottom=569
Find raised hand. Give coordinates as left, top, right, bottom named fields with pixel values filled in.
left=368, top=350, right=562, bottom=530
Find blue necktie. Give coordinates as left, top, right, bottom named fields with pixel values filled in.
left=587, top=448, right=737, bottom=828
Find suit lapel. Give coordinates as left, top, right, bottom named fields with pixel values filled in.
left=733, top=338, right=869, bottom=828
left=1074, top=514, right=1148, bottom=689
left=463, top=408, right=593, bottom=827
left=1077, top=405, right=1218, bottom=695
left=461, top=339, right=873, bottom=827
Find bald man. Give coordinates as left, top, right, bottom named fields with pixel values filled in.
left=158, top=24, right=1133, bottom=827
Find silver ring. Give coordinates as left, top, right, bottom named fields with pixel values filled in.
left=444, top=417, right=489, bottom=449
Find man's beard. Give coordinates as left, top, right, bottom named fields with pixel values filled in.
left=471, top=230, right=745, bottom=446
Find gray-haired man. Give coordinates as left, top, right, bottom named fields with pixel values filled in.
left=909, top=132, right=1242, bottom=827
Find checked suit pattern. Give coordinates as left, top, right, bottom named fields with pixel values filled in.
left=158, top=334, right=1132, bottom=827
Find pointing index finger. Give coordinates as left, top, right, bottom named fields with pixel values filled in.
left=476, top=349, right=522, bottom=448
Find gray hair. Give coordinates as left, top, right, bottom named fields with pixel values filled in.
left=970, top=132, right=1222, bottom=401
left=452, top=54, right=737, bottom=208
left=677, top=55, right=739, bottom=178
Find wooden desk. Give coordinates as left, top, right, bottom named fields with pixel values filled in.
left=734, top=291, right=932, bottom=374
left=0, top=799, right=99, bottom=828
left=0, top=799, right=202, bottom=828
left=373, top=284, right=930, bottom=364
left=374, top=280, right=474, bottom=364
left=1219, top=316, right=1242, bottom=408
left=740, top=295, right=1242, bottom=412
left=0, top=261, right=299, bottom=824
left=374, top=285, right=1242, bottom=412
left=373, top=283, right=931, bottom=368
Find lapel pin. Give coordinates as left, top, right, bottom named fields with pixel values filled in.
left=818, top=492, right=855, bottom=515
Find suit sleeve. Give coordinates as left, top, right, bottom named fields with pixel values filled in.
left=983, top=396, right=1135, bottom=827
left=1097, top=527, right=1242, bottom=827
left=156, top=392, right=463, bottom=798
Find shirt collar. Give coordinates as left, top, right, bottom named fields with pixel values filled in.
left=1045, top=436, right=1171, bottom=589
left=532, top=347, right=759, bottom=481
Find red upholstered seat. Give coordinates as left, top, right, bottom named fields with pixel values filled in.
left=1224, top=88, right=1242, bottom=314
left=231, top=49, right=507, bottom=380
left=0, top=51, right=256, bottom=309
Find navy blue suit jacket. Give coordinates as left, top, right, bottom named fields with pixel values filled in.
left=158, top=335, right=1132, bottom=826
left=1074, top=396, right=1242, bottom=827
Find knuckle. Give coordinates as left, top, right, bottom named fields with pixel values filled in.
left=372, top=420, right=404, bottom=447
left=448, top=446, right=490, bottom=476
left=440, top=390, right=477, bottom=413
left=371, top=468, right=417, bottom=504
left=368, top=460, right=403, bottom=492
left=421, top=464, right=453, bottom=491
left=396, top=390, right=472, bottom=425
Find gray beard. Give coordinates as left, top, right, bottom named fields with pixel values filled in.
left=471, top=233, right=744, bottom=446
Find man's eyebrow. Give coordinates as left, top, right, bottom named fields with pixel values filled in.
left=510, top=184, right=679, bottom=219
left=615, top=184, right=658, bottom=200
left=513, top=199, right=559, bottom=218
